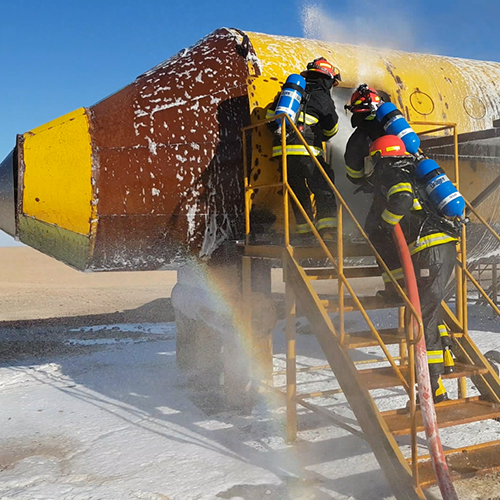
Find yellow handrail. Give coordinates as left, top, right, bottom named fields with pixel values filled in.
left=242, top=113, right=422, bottom=392
left=242, top=113, right=500, bottom=488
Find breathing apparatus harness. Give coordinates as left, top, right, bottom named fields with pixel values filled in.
left=383, top=153, right=465, bottom=243
left=360, top=150, right=465, bottom=244
left=294, top=87, right=311, bottom=136
left=410, top=152, right=466, bottom=242
left=271, top=86, right=311, bottom=141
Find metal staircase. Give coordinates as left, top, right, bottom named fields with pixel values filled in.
left=240, top=116, right=500, bottom=499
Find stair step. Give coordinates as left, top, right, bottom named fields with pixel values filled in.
left=382, top=396, right=500, bottom=436
left=305, top=266, right=381, bottom=280
left=358, top=363, right=488, bottom=391
left=321, top=295, right=397, bottom=313
left=344, top=328, right=404, bottom=348
left=415, top=440, right=500, bottom=487
left=358, top=365, right=409, bottom=390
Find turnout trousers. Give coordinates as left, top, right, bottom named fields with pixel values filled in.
left=286, top=154, right=337, bottom=228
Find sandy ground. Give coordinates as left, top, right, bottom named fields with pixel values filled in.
left=2, top=246, right=500, bottom=499
left=0, top=247, right=177, bottom=322
left=0, top=247, right=383, bottom=324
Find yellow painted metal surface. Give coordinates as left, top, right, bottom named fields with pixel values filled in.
left=243, top=31, right=500, bottom=229
left=246, top=31, right=500, bottom=132
left=22, top=107, right=94, bottom=235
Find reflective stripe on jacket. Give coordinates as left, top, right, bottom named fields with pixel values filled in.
left=272, top=144, right=325, bottom=157
left=266, top=80, right=339, bottom=157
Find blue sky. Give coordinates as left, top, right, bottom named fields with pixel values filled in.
left=1, top=0, right=499, bottom=245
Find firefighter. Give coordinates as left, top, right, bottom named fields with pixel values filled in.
left=345, top=85, right=456, bottom=376
left=365, top=135, right=458, bottom=404
left=266, top=58, right=341, bottom=242
left=343, top=84, right=385, bottom=188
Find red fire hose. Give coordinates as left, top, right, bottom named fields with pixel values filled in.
left=392, top=224, right=458, bottom=499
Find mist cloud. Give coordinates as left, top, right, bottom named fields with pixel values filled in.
left=300, top=1, right=418, bottom=52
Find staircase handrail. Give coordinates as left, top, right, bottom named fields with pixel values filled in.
left=242, top=114, right=423, bottom=394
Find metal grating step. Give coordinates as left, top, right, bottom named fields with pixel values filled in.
left=321, top=295, right=393, bottom=313
left=357, top=363, right=489, bottom=391
left=304, top=266, right=381, bottom=280
left=344, top=328, right=404, bottom=348
left=415, top=440, right=500, bottom=488
left=382, top=397, right=500, bottom=436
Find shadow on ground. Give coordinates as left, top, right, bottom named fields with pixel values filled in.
left=0, top=298, right=174, bottom=361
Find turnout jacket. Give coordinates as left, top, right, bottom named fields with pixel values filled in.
left=266, top=78, right=339, bottom=157
left=365, top=157, right=458, bottom=279
left=366, top=157, right=458, bottom=375
left=344, top=114, right=384, bottom=183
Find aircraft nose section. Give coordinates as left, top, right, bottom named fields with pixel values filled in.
left=0, top=148, right=18, bottom=238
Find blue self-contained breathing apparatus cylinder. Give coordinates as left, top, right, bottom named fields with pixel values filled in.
left=376, top=102, right=420, bottom=154
left=275, top=74, right=307, bottom=131
left=415, top=158, right=465, bottom=218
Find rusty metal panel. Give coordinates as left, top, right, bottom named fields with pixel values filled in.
left=90, top=141, right=245, bottom=270
left=88, top=28, right=251, bottom=269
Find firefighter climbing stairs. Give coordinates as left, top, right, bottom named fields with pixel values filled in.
left=241, top=116, right=500, bottom=499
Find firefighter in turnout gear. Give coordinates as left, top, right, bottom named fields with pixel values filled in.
left=365, top=135, right=458, bottom=404
left=266, top=58, right=341, bottom=242
left=344, top=84, right=385, bottom=187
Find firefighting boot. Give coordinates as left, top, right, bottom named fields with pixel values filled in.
left=316, top=217, right=337, bottom=244
left=431, top=375, right=450, bottom=404
left=318, top=227, right=337, bottom=243
left=444, top=346, right=455, bottom=374
left=439, top=324, right=455, bottom=374
left=291, top=223, right=316, bottom=246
